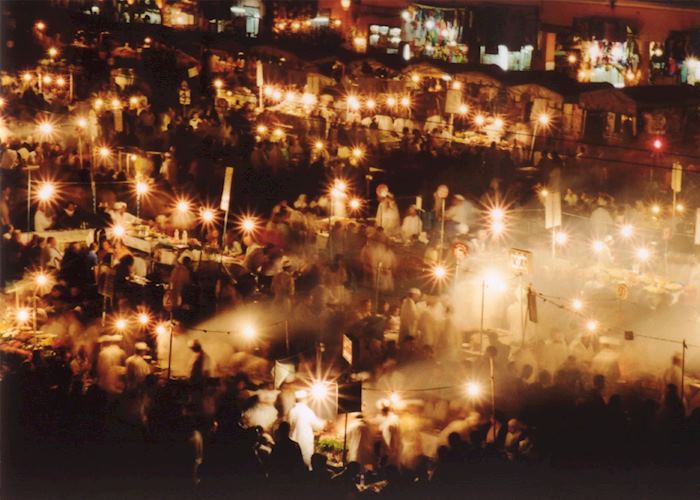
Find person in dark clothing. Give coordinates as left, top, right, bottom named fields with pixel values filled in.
left=55, top=202, right=83, bottom=229
left=268, top=421, right=306, bottom=480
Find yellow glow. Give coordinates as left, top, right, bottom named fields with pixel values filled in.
left=144, top=37, right=152, bottom=45
left=636, top=247, right=651, bottom=262
left=76, top=117, right=88, bottom=128
left=284, top=91, right=296, bottom=103
left=586, top=320, right=598, bottom=333
left=571, top=298, right=584, bottom=311
left=483, top=269, right=506, bottom=291
left=129, top=96, right=138, bottom=106
left=490, top=207, right=505, bottom=222
left=213, top=78, right=223, bottom=89
left=115, top=318, right=127, bottom=331
left=465, top=382, right=481, bottom=398
left=112, top=224, right=126, bottom=238
left=263, top=86, right=274, bottom=97
left=272, top=127, right=284, bottom=138
left=242, top=323, right=256, bottom=340
left=98, top=146, right=111, bottom=158
left=23, top=72, right=33, bottom=82
left=458, top=103, right=468, bottom=114
left=567, top=54, right=577, bottom=64
left=241, top=217, right=256, bottom=233
left=365, top=98, right=376, bottom=110
left=651, top=204, right=661, bottom=215
left=137, top=313, right=150, bottom=326
left=554, top=231, right=568, bottom=245
left=411, top=74, right=420, bottom=83
left=37, top=182, right=55, bottom=202
left=386, top=96, right=397, bottom=107
left=334, top=179, right=347, bottom=193
left=42, top=74, right=52, bottom=85
left=351, top=147, right=364, bottom=159
left=201, top=208, right=215, bottom=223
left=16, top=308, right=30, bottom=324
left=35, top=21, right=46, bottom=31
left=347, top=95, right=360, bottom=111
left=35, top=272, right=49, bottom=287
left=493, top=117, right=504, bottom=130
left=301, top=93, right=316, bottom=106
left=452, top=81, right=462, bottom=90
left=400, top=96, right=411, bottom=108
left=129, top=154, right=137, bottom=162
left=491, top=220, right=505, bottom=236
left=314, top=140, right=324, bottom=151
left=538, top=113, right=550, bottom=126
left=94, top=98, right=104, bottom=110
left=311, top=381, right=329, bottom=400
left=155, top=323, right=168, bottom=336
left=676, top=203, right=685, bottom=213
left=256, top=124, right=268, bottom=135
left=474, top=114, right=485, bottom=126
left=176, top=199, right=190, bottom=213
left=388, top=391, right=402, bottom=406
left=55, top=76, right=65, bottom=87
left=349, top=198, right=361, bottom=211
left=591, top=240, right=605, bottom=253
left=433, top=264, right=447, bottom=280
left=135, top=181, right=149, bottom=196
left=111, top=98, right=121, bottom=110
left=48, top=47, right=58, bottom=58
left=620, top=224, right=634, bottom=238
left=37, top=121, right=54, bottom=137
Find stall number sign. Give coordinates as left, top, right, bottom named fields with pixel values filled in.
left=510, top=248, right=532, bottom=273
left=342, top=335, right=353, bottom=365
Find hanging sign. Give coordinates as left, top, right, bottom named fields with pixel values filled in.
left=544, top=191, right=562, bottom=229
left=220, top=167, right=234, bottom=210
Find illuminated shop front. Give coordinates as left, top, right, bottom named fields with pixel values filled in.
left=400, top=4, right=468, bottom=62
left=568, top=18, right=640, bottom=88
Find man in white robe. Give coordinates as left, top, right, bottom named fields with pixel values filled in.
left=399, top=288, right=422, bottom=346
left=289, top=391, right=325, bottom=468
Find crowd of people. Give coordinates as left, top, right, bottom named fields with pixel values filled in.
left=5, top=17, right=700, bottom=499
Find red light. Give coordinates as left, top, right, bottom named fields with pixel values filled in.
left=653, top=139, right=663, bottom=151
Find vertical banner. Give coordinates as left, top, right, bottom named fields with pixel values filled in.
left=220, top=167, right=234, bottom=210
left=527, top=288, right=538, bottom=323
left=544, top=191, right=562, bottom=229
left=672, top=162, right=682, bottom=193
left=256, top=60, right=264, bottom=87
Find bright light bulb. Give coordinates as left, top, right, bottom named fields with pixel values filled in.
left=314, top=140, right=324, bottom=151
left=465, top=382, right=481, bottom=398
left=241, top=218, right=256, bottom=232
left=155, top=323, right=168, bottom=335
left=592, top=240, right=605, bottom=253
left=538, top=113, right=550, bottom=126
left=48, top=47, right=58, bottom=58
left=636, top=247, right=651, bottom=262
left=433, top=264, right=447, bottom=279
left=554, top=231, right=568, bottom=245
left=135, top=181, right=149, bottom=196
left=311, top=382, right=329, bottom=400
left=38, top=122, right=54, bottom=136
left=571, top=298, right=584, bottom=311
left=452, top=81, right=462, bottom=90
left=389, top=391, right=402, bottom=406
left=42, top=75, right=52, bottom=85
left=349, top=198, right=361, bottom=211
left=351, top=147, right=363, bottom=159
left=273, top=128, right=284, bottom=138
left=98, top=147, right=111, bottom=158
left=242, top=324, right=256, bottom=340
left=651, top=204, right=661, bottom=215
left=22, top=72, right=33, bottom=82
left=400, top=96, right=410, bottom=107
left=115, top=318, right=127, bottom=331
left=334, top=180, right=347, bottom=193
left=676, top=203, right=685, bottom=213
left=301, top=93, right=315, bottom=106
left=137, top=313, right=150, bottom=326
left=213, top=78, right=223, bottom=89
left=55, top=76, right=65, bottom=87
left=256, top=124, right=268, bottom=135
left=16, top=308, right=30, bottom=323
left=586, top=320, right=598, bottom=333
left=37, top=182, right=55, bottom=202
left=387, top=96, right=397, bottom=107
left=201, top=209, right=215, bottom=223
left=112, top=224, right=126, bottom=238
left=94, top=98, right=104, bottom=110
left=129, top=96, right=138, bottom=106
left=35, top=273, right=48, bottom=287
left=284, top=91, right=296, bottom=103
left=111, top=98, right=121, bottom=109
left=620, top=224, right=634, bottom=238
left=76, top=117, right=88, bottom=128
left=491, top=220, right=505, bottom=235
left=35, top=21, right=46, bottom=31
left=493, top=117, right=504, bottom=130
left=366, top=98, right=376, bottom=110
left=458, top=104, right=468, bottom=114
left=474, top=114, right=485, bottom=126
left=176, top=200, right=190, bottom=213
left=490, top=207, right=505, bottom=221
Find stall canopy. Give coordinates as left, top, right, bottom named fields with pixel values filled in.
left=402, top=62, right=447, bottom=79
left=507, top=83, right=564, bottom=107
left=579, top=88, right=637, bottom=115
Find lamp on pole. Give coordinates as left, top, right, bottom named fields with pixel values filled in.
left=530, top=112, right=550, bottom=162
